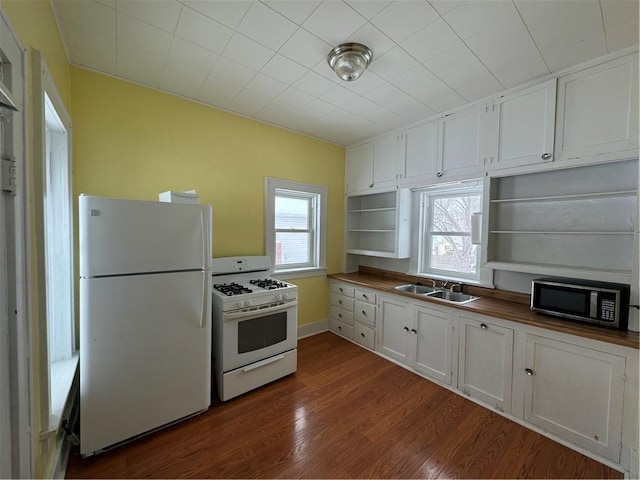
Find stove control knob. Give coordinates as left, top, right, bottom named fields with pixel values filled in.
left=275, top=294, right=283, bottom=301
left=236, top=301, right=243, bottom=309
left=244, top=299, right=253, bottom=308
left=281, top=293, right=289, bottom=300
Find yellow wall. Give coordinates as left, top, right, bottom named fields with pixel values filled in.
left=2, top=1, right=71, bottom=478
left=71, top=67, right=345, bottom=325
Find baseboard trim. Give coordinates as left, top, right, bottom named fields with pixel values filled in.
left=298, top=319, right=328, bottom=339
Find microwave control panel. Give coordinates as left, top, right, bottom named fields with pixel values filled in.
left=599, top=293, right=617, bottom=322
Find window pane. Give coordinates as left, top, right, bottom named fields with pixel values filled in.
left=432, top=195, right=481, bottom=232
left=275, top=195, right=309, bottom=229
left=429, top=235, right=477, bottom=274
left=275, top=232, right=310, bottom=265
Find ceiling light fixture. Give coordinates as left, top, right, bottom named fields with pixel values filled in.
left=327, top=43, right=373, bottom=82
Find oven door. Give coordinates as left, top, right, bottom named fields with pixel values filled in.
left=221, top=301, right=297, bottom=372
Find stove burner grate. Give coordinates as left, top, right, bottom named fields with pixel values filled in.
left=214, top=282, right=252, bottom=296
left=249, top=278, right=289, bottom=290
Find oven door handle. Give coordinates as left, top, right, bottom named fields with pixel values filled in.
left=223, top=300, right=298, bottom=321
left=242, top=354, right=286, bottom=373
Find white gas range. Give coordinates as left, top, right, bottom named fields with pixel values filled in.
left=211, top=256, right=298, bottom=401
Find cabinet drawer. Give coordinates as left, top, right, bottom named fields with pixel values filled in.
left=330, top=283, right=355, bottom=298
left=354, top=301, right=376, bottom=327
left=354, top=323, right=375, bottom=350
left=330, top=305, right=354, bottom=325
left=330, top=294, right=354, bottom=311
left=355, top=288, right=376, bottom=304
left=329, top=318, right=353, bottom=340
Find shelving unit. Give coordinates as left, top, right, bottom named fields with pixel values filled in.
left=346, top=189, right=411, bottom=258
left=485, top=160, right=638, bottom=283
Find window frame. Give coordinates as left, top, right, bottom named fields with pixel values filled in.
left=265, top=178, right=327, bottom=279
left=411, top=181, right=492, bottom=285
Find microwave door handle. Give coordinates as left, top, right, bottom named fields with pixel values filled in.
left=590, top=291, right=598, bottom=319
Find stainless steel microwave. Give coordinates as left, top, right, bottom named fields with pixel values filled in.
left=531, top=277, right=630, bottom=330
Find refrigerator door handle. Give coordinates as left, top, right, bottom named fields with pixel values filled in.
left=200, top=271, right=207, bottom=328
left=200, top=211, right=207, bottom=270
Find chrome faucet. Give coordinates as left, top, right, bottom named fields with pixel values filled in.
left=441, top=280, right=448, bottom=289
left=430, top=279, right=437, bottom=288
left=449, top=283, right=461, bottom=293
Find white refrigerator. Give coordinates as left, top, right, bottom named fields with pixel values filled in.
left=79, top=195, right=212, bottom=456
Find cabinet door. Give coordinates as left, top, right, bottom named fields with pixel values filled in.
left=524, top=335, right=625, bottom=462
left=437, top=106, right=486, bottom=180
left=398, top=121, right=438, bottom=187
left=411, top=305, right=454, bottom=385
left=377, top=295, right=411, bottom=364
left=489, top=79, right=556, bottom=171
left=346, top=143, right=373, bottom=194
left=555, top=54, right=639, bottom=163
left=371, top=134, right=399, bottom=191
left=458, top=315, right=513, bottom=412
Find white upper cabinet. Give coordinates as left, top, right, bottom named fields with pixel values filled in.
left=486, top=79, right=557, bottom=172
left=437, top=105, right=487, bottom=181
left=346, top=134, right=398, bottom=195
left=346, top=143, right=374, bottom=194
left=555, top=53, right=639, bottom=165
left=397, top=120, right=439, bottom=187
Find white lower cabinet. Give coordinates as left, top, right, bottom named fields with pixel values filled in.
left=458, top=314, right=513, bottom=413
left=411, top=304, right=455, bottom=386
left=523, top=334, right=625, bottom=462
left=377, top=294, right=411, bottom=363
left=328, top=281, right=355, bottom=340
left=354, top=288, right=377, bottom=350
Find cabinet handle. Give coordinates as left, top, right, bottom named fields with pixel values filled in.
left=338, top=313, right=342, bottom=319
left=361, top=333, right=365, bottom=338
left=525, top=368, right=533, bottom=376
left=338, top=300, right=342, bottom=305
left=480, top=323, right=488, bottom=330
left=541, top=153, right=552, bottom=160
left=411, top=328, right=417, bottom=334
left=339, top=287, right=343, bottom=292
left=362, top=294, right=368, bottom=300
left=436, top=172, right=443, bottom=178
left=403, top=326, right=409, bottom=332
left=361, top=311, right=367, bottom=316
left=338, top=325, right=342, bottom=331
left=369, top=183, right=374, bottom=188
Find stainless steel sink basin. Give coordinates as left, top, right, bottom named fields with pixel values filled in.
left=426, top=290, right=479, bottom=304
left=394, top=284, right=438, bottom=294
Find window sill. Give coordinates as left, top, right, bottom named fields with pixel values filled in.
left=41, top=353, right=79, bottom=439
left=273, top=267, right=327, bottom=280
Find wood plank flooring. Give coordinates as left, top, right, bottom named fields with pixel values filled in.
left=65, top=332, right=623, bottom=479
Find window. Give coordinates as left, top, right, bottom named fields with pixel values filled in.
left=265, top=178, right=326, bottom=277
left=415, top=183, right=483, bottom=282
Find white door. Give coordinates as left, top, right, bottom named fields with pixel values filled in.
left=80, top=270, right=211, bottom=455
left=398, top=121, right=438, bottom=187
left=524, top=335, right=625, bottom=462
left=489, top=79, right=556, bottom=170
left=458, top=315, right=513, bottom=412
left=346, top=143, right=373, bottom=194
left=371, top=134, right=398, bottom=191
left=377, top=295, right=410, bottom=363
left=79, top=196, right=211, bottom=277
left=412, top=305, right=454, bottom=385
left=555, top=54, right=639, bottom=163
left=437, top=106, right=486, bottom=180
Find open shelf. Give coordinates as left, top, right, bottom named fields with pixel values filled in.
left=485, top=160, right=638, bottom=281
left=346, top=190, right=411, bottom=258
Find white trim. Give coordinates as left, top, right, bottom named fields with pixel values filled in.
left=272, top=268, right=327, bottom=280
left=297, top=319, right=329, bottom=339
left=265, top=177, right=327, bottom=274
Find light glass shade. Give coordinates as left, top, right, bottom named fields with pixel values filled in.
left=327, top=43, right=372, bottom=82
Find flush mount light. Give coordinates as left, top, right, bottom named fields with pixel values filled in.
left=327, top=43, right=373, bottom=82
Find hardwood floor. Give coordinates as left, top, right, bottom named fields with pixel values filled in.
left=66, top=332, right=622, bottom=479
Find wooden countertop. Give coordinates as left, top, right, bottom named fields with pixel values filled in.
left=329, top=268, right=640, bottom=350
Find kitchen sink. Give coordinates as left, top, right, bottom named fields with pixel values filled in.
left=426, top=290, right=479, bottom=304
left=394, top=284, right=438, bottom=294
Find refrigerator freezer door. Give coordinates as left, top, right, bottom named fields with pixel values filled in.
left=80, top=271, right=212, bottom=455
left=79, top=195, right=211, bottom=278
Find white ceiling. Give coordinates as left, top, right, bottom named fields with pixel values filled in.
left=51, top=0, right=639, bottom=146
